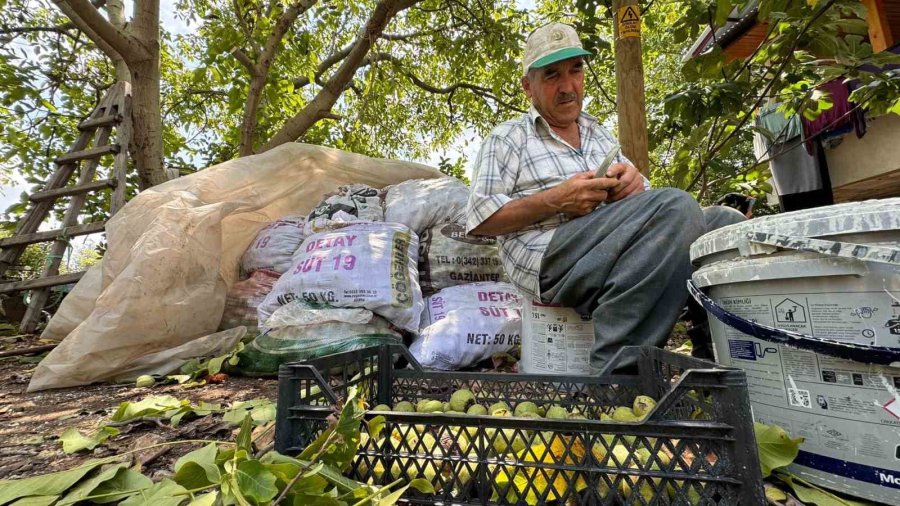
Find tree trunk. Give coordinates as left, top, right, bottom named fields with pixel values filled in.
left=612, top=0, right=650, bottom=176
left=105, top=0, right=131, bottom=82
left=128, top=0, right=166, bottom=188
left=129, top=58, right=167, bottom=188
left=239, top=73, right=267, bottom=157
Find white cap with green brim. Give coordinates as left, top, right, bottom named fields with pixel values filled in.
left=522, top=22, right=592, bottom=75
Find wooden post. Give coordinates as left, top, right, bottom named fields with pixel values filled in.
left=612, top=0, right=650, bottom=176
left=862, top=0, right=894, bottom=53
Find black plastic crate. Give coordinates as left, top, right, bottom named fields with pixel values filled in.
left=276, top=345, right=765, bottom=505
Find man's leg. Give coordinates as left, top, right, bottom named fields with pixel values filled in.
left=539, top=188, right=706, bottom=370
left=702, top=205, right=746, bottom=230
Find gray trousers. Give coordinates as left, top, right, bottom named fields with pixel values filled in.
left=538, top=188, right=745, bottom=370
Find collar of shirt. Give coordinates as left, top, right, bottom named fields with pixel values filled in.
left=527, top=105, right=600, bottom=151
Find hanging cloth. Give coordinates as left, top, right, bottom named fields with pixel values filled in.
left=801, top=79, right=867, bottom=155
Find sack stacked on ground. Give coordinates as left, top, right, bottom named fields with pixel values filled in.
left=419, top=222, right=508, bottom=295
left=238, top=301, right=401, bottom=375
left=409, top=282, right=522, bottom=370
left=383, top=177, right=469, bottom=235
left=240, top=216, right=307, bottom=275
left=218, top=270, right=280, bottom=331
left=305, top=184, right=384, bottom=235
left=259, top=221, right=424, bottom=332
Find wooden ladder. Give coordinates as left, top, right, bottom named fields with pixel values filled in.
left=0, top=81, right=132, bottom=333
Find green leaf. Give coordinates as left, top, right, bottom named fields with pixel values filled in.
left=299, top=387, right=364, bottom=471
left=234, top=460, right=278, bottom=504
left=10, top=496, right=59, bottom=506
left=59, top=428, right=100, bottom=454
left=366, top=415, right=386, bottom=440
left=207, top=355, right=227, bottom=375
left=0, top=457, right=119, bottom=504
left=375, top=483, right=410, bottom=505
left=775, top=473, right=876, bottom=505
left=223, top=399, right=275, bottom=426
left=236, top=414, right=253, bottom=452
left=57, top=464, right=127, bottom=505
left=118, top=479, right=187, bottom=506
left=173, top=443, right=221, bottom=489
left=38, top=99, right=57, bottom=113
left=250, top=403, right=276, bottom=424
left=187, top=491, right=218, bottom=506
left=110, top=395, right=185, bottom=422
left=407, top=478, right=436, bottom=495
left=292, top=495, right=344, bottom=506
left=755, top=423, right=804, bottom=477
left=88, top=468, right=153, bottom=504
left=60, top=426, right=120, bottom=454
left=888, top=99, right=900, bottom=117
left=765, top=484, right=787, bottom=502
left=715, top=0, right=733, bottom=26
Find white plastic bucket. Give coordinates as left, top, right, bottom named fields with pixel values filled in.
left=520, top=300, right=596, bottom=375
left=690, top=198, right=900, bottom=504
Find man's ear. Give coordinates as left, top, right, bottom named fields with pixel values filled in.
left=521, top=75, right=532, bottom=98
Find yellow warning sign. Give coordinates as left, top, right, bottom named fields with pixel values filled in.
left=617, top=5, right=641, bottom=38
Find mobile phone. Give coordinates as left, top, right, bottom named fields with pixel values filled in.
left=595, top=144, right=621, bottom=178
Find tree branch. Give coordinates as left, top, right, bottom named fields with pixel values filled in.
left=262, top=0, right=425, bottom=151
left=394, top=59, right=526, bottom=113
left=380, top=23, right=464, bottom=41
left=50, top=0, right=122, bottom=61
left=290, top=42, right=355, bottom=88
left=259, top=0, right=317, bottom=69
left=292, top=50, right=395, bottom=89
left=686, top=0, right=836, bottom=192
left=230, top=47, right=257, bottom=73
left=0, top=24, right=75, bottom=36
left=53, top=0, right=150, bottom=62
left=236, top=0, right=319, bottom=156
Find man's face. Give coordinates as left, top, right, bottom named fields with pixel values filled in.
left=522, top=57, right=585, bottom=129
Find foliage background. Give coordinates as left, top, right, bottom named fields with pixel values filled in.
left=1, top=0, right=899, bottom=249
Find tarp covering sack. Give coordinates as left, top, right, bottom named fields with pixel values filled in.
left=218, top=270, right=281, bottom=331
left=40, top=263, right=104, bottom=342
left=410, top=282, right=522, bottom=370
left=238, top=301, right=401, bottom=375
left=258, top=221, right=424, bottom=332
left=240, top=215, right=307, bottom=275
left=418, top=222, right=508, bottom=295
left=28, top=144, right=440, bottom=391
left=304, top=183, right=384, bottom=235
left=382, top=177, right=469, bottom=235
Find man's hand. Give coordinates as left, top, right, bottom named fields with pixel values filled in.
left=542, top=172, right=618, bottom=217
left=604, top=163, right=644, bottom=202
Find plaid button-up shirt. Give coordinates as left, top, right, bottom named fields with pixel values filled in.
left=466, top=106, right=649, bottom=299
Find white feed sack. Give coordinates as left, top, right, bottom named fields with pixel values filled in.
left=383, top=177, right=469, bottom=235
left=419, top=222, right=508, bottom=295
left=410, top=282, right=522, bottom=370
left=305, top=184, right=384, bottom=235
left=240, top=215, right=307, bottom=275
left=259, top=221, right=424, bottom=331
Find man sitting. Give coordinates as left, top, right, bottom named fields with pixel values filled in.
left=466, top=22, right=744, bottom=370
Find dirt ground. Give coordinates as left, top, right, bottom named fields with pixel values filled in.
left=0, top=334, right=278, bottom=480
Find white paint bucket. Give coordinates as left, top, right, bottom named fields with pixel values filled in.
left=690, top=198, right=900, bottom=504
left=519, top=300, right=596, bottom=375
